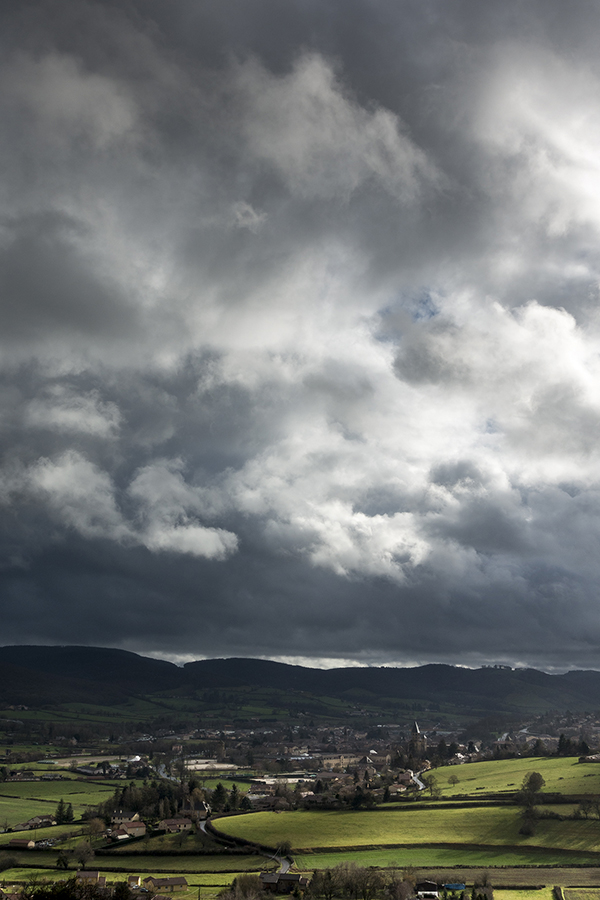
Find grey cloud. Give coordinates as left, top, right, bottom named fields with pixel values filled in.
left=430, top=460, right=487, bottom=489
left=3, top=0, right=600, bottom=669
left=0, top=213, right=137, bottom=341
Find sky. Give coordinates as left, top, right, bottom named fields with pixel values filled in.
left=3, top=0, right=600, bottom=671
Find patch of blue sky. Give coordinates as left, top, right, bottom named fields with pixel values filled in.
left=409, top=290, right=439, bottom=321
left=374, top=289, right=440, bottom=342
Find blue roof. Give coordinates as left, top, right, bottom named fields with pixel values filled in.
left=444, top=886, right=465, bottom=892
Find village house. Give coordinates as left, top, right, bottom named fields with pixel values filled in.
left=310, top=752, right=362, bottom=770
left=259, top=873, right=309, bottom=893
left=397, top=770, right=415, bottom=785
left=157, top=818, right=192, bottom=833
left=121, top=820, right=147, bottom=837
left=11, top=822, right=33, bottom=833
left=387, top=783, right=407, bottom=796
left=110, top=809, right=140, bottom=825
left=76, top=872, right=107, bottom=888
left=28, top=814, right=56, bottom=828
left=142, top=876, right=188, bottom=892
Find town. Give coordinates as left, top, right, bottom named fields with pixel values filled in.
left=1, top=704, right=600, bottom=900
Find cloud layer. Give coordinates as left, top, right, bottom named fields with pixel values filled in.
left=3, top=0, right=600, bottom=669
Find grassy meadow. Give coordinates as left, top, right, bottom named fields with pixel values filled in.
left=214, top=805, right=600, bottom=853
left=295, top=845, right=600, bottom=867
left=0, top=868, right=247, bottom=899
left=434, top=757, right=600, bottom=797
left=0, top=776, right=137, bottom=827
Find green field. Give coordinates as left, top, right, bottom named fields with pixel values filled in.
left=0, top=868, right=244, bottom=898
left=495, top=892, right=551, bottom=900
left=91, top=853, right=272, bottom=873
left=434, top=758, right=600, bottom=797
left=295, top=845, right=600, bottom=867
left=0, top=775, right=150, bottom=828
left=0, top=780, right=117, bottom=802
left=215, top=805, right=600, bottom=856
left=564, top=892, right=600, bottom=900
left=0, top=787, right=114, bottom=827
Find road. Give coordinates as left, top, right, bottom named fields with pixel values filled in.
left=412, top=771, right=426, bottom=791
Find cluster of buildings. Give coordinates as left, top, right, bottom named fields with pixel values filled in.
left=76, top=872, right=188, bottom=895
left=8, top=814, right=56, bottom=836
left=108, top=809, right=200, bottom=842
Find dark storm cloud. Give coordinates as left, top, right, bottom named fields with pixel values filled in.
left=0, top=212, right=137, bottom=340
left=3, top=0, right=600, bottom=669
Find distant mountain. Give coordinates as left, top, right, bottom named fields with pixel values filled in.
left=183, top=657, right=600, bottom=713
left=1, top=645, right=600, bottom=724
left=0, top=645, right=181, bottom=694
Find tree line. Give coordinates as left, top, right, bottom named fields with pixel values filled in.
left=218, top=866, right=494, bottom=900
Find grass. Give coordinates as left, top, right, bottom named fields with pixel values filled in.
left=494, top=892, right=552, bottom=900
left=564, top=893, right=600, bottom=900
left=295, top=846, right=600, bottom=868
left=0, top=824, right=85, bottom=845
left=0, top=867, right=244, bottom=897
left=0, top=775, right=149, bottom=827
left=0, top=793, right=108, bottom=827
left=215, top=806, right=600, bottom=856
left=434, top=758, right=600, bottom=798
left=89, top=853, right=270, bottom=873
left=0, top=780, right=117, bottom=802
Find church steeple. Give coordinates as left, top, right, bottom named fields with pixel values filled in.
left=410, top=720, right=426, bottom=755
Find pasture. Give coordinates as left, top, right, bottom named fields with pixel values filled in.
left=295, top=845, right=600, bottom=867
left=0, top=867, right=244, bottom=898
left=0, top=780, right=117, bottom=803
left=92, top=852, right=271, bottom=873
left=215, top=805, right=600, bottom=856
left=434, top=758, right=600, bottom=797
left=493, top=892, right=550, bottom=900
left=564, top=892, right=600, bottom=900
left=0, top=778, right=118, bottom=827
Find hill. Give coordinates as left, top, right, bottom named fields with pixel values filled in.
left=2, top=646, right=600, bottom=726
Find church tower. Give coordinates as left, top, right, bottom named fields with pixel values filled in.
left=410, top=720, right=427, bottom=756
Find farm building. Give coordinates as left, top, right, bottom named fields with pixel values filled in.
left=260, top=873, right=309, bottom=893
left=142, top=876, right=188, bottom=892
left=8, top=838, right=35, bottom=850
left=76, top=872, right=107, bottom=888
left=157, top=818, right=192, bottom=833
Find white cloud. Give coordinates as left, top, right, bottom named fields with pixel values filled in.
left=24, top=386, right=121, bottom=437
left=29, top=451, right=129, bottom=541
left=3, top=52, right=139, bottom=150
left=21, top=452, right=238, bottom=560
left=143, top=523, right=237, bottom=559
left=128, top=459, right=238, bottom=559
left=472, top=43, right=600, bottom=236
left=236, top=53, right=441, bottom=201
